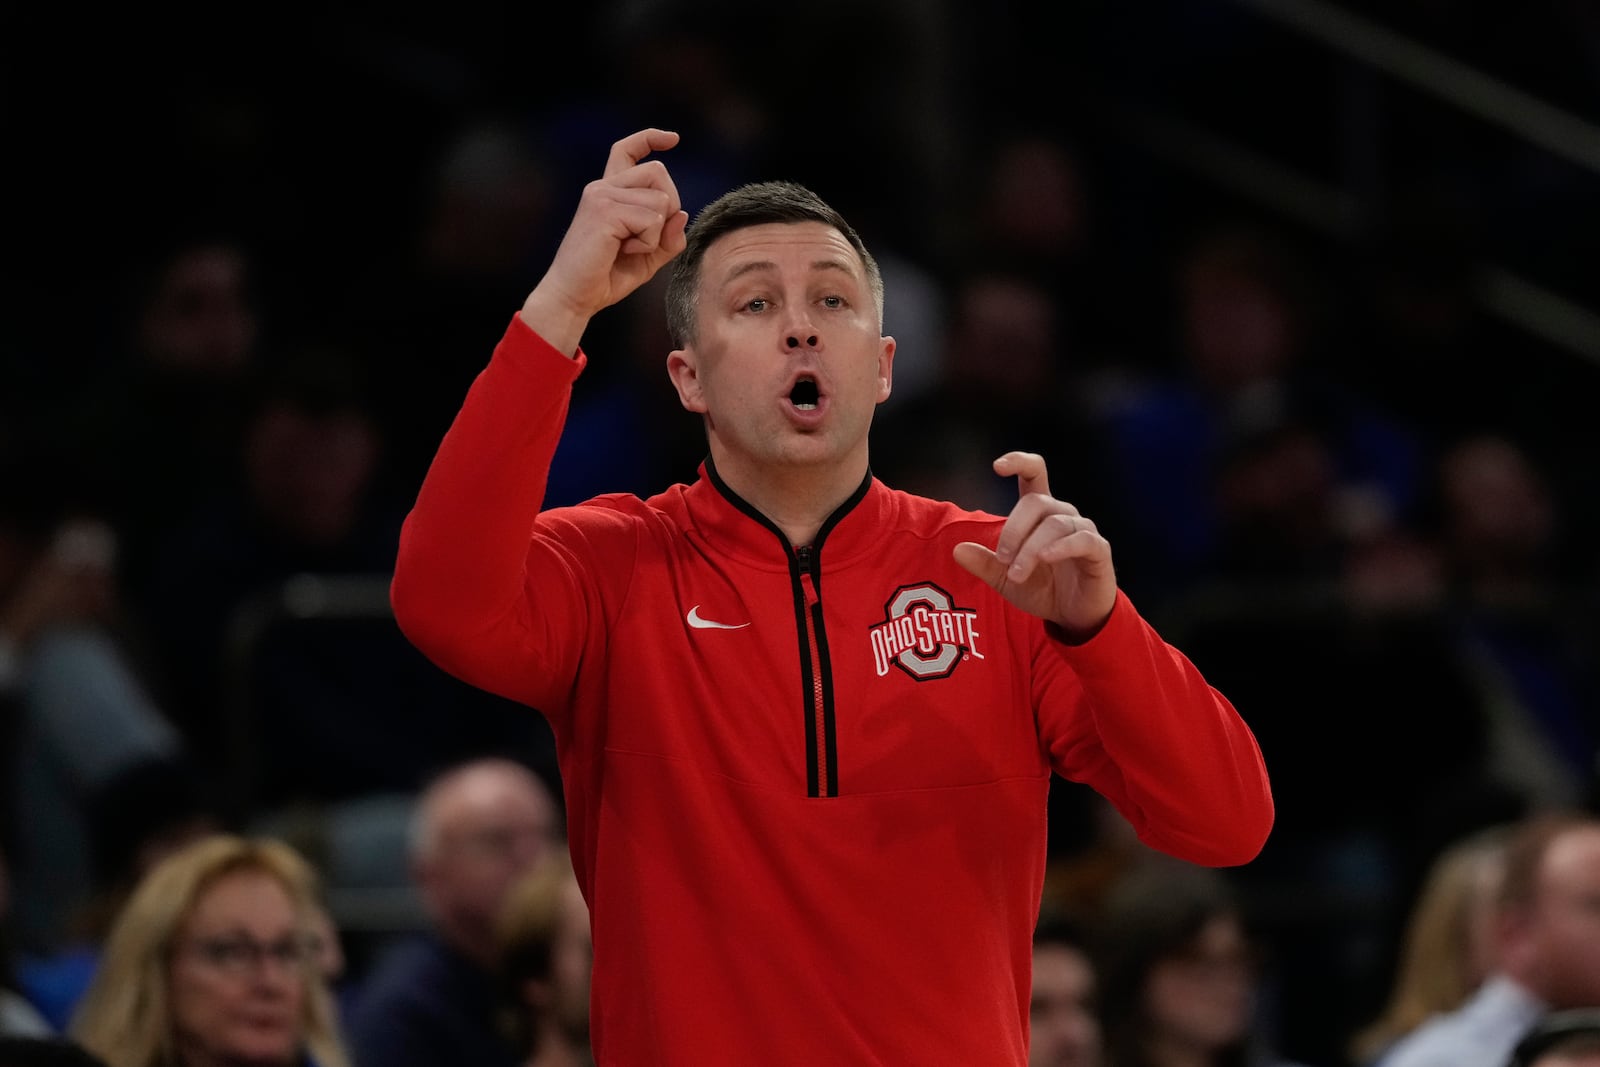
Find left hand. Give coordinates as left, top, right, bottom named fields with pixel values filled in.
left=952, top=452, right=1117, bottom=641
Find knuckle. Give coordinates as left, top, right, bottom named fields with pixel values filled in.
left=1047, top=513, right=1077, bottom=535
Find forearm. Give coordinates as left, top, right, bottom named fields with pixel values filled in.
left=1046, top=593, right=1275, bottom=866
left=390, top=315, right=584, bottom=675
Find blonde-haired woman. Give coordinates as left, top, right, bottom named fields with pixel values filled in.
left=70, top=834, right=349, bottom=1067
left=1348, top=824, right=1513, bottom=1066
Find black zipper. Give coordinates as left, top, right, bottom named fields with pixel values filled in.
left=705, top=458, right=869, bottom=799
left=794, top=543, right=838, bottom=797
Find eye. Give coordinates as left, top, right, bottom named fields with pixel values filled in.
left=267, top=937, right=313, bottom=966
left=199, top=939, right=251, bottom=966
left=744, top=297, right=769, bottom=313
left=821, top=295, right=845, bottom=309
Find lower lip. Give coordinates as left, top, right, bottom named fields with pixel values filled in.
left=782, top=398, right=827, bottom=428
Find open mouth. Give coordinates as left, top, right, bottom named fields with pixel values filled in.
left=789, top=376, right=820, bottom=411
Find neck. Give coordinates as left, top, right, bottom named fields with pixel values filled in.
left=708, top=450, right=867, bottom=548
left=174, top=1041, right=297, bottom=1067
left=526, top=1037, right=594, bottom=1067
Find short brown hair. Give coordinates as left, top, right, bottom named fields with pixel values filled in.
left=663, top=181, right=883, bottom=348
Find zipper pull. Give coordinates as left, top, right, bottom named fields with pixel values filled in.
left=796, top=545, right=820, bottom=607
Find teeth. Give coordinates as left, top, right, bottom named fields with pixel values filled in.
left=795, top=403, right=817, bottom=411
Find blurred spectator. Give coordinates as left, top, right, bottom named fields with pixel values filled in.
left=69, top=834, right=349, bottom=1067
left=956, top=126, right=1130, bottom=371
left=1209, top=407, right=1358, bottom=585
left=1425, top=433, right=1600, bottom=809
left=345, top=758, right=561, bottom=1067
left=493, top=849, right=592, bottom=1067
left=14, top=758, right=220, bottom=1033
left=872, top=265, right=1120, bottom=524
left=54, top=231, right=270, bottom=594
left=1089, top=222, right=1424, bottom=606
left=131, top=343, right=553, bottom=827
left=1199, top=398, right=1445, bottom=614
left=130, top=341, right=393, bottom=766
left=336, top=117, right=564, bottom=498
left=1093, top=858, right=1309, bottom=1067
left=966, top=131, right=1093, bottom=285
left=1374, top=812, right=1600, bottom=1067
left=0, top=456, right=193, bottom=954
left=1351, top=824, right=1515, bottom=1066
left=1030, top=908, right=1101, bottom=1067
left=1175, top=581, right=1511, bottom=1065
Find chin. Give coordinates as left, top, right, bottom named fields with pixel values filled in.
left=223, top=1033, right=301, bottom=1066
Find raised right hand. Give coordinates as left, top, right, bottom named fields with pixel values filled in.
left=519, top=128, right=689, bottom=356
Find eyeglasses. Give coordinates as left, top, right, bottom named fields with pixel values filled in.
left=182, top=934, right=319, bottom=976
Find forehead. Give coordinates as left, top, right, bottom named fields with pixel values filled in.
left=1542, top=827, right=1600, bottom=893
left=186, top=869, right=295, bottom=931
left=1033, top=944, right=1093, bottom=990
left=434, top=766, right=550, bottom=818
left=701, top=221, right=864, bottom=286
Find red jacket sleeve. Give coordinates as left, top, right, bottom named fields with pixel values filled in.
left=1035, top=591, right=1274, bottom=866
left=389, top=314, right=605, bottom=722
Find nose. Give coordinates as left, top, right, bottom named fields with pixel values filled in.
left=785, top=333, right=819, bottom=350
left=250, top=958, right=301, bottom=996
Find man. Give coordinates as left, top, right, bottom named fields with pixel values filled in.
left=390, top=128, right=1274, bottom=1064
left=1030, top=912, right=1101, bottom=1067
left=345, top=758, right=560, bottom=1067
left=1377, top=813, right=1600, bottom=1067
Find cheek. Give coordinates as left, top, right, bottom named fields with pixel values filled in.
left=169, top=967, right=227, bottom=1037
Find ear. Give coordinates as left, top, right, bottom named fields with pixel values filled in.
left=667, top=348, right=708, bottom=414
left=875, top=335, right=896, bottom=405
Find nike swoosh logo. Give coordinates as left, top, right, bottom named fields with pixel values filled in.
left=687, top=606, right=751, bottom=631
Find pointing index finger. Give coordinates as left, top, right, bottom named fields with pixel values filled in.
left=994, top=451, right=1050, bottom=500
left=605, top=128, right=681, bottom=178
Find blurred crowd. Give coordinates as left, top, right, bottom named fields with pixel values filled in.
left=3, top=2, right=1598, bottom=1065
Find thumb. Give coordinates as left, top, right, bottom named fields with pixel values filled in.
left=953, top=541, right=1007, bottom=591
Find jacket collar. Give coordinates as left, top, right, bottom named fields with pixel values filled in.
left=684, top=456, right=887, bottom=570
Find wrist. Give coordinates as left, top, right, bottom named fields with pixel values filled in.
left=519, top=287, right=589, bottom=359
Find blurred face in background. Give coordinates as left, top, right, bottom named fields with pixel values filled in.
left=168, top=869, right=309, bottom=1067
left=137, top=243, right=259, bottom=375
left=1179, top=242, right=1300, bottom=393
left=1144, top=913, right=1255, bottom=1052
left=1439, top=435, right=1555, bottom=575
left=1515, top=827, right=1600, bottom=1008
left=416, top=762, right=560, bottom=963
left=245, top=401, right=380, bottom=549
left=1029, top=942, right=1100, bottom=1067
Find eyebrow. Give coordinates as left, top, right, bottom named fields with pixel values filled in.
left=189, top=927, right=300, bottom=940
left=720, top=258, right=859, bottom=288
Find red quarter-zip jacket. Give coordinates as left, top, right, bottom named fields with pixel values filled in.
left=391, top=314, right=1274, bottom=1066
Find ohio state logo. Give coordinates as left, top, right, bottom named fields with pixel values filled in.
left=868, top=582, right=985, bottom=680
